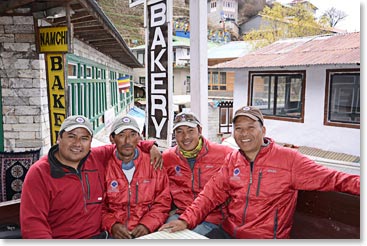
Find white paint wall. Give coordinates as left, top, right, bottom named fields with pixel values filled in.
left=233, top=65, right=360, bottom=156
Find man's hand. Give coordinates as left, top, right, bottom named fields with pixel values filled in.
left=111, top=223, right=132, bottom=239
left=131, top=224, right=149, bottom=238
left=158, top=219, right=188, bottom=233
left=150, top=144, right=163, bottom=170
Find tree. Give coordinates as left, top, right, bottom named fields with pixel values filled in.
left=321, top=7, right=347, bottom=27
left=243, top=2, right=332, bottom=49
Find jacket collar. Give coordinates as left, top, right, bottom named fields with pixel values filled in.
left=239, top=137, right=273, bottom=161
left=175, top=136, right=209, bottom=161
left=48, top=144, right=90, bottom=178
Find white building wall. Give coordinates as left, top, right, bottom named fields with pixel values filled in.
left=174, top=47, right=189, bottom=66
left=233, top=65, right=360, bottom=157
left=173, top=68, right=190, bottom=95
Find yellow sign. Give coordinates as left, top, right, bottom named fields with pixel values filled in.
left=39, top=26, right=69, bottom=53
left=46, top=53, right=67, bottom=145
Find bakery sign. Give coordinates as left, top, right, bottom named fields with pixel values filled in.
left=146, top=0, right=173, bottom=145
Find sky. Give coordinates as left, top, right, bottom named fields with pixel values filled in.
left=276, top=0, right=361, bottom=32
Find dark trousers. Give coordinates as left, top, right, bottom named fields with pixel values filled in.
left=90, top=231, right=110, bottom=239
left=204, top=227, right=233, bottom=239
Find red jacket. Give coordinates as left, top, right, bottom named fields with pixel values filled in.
left=102, top=147, right=171, bottom=234
left=179, top=138, right=360, bottom=239
left=163, top=137, right=234, bottom=225
left=20, top=141, right=155, bottom=239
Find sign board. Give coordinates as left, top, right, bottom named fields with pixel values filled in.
left=45, top=54, right=67, bottom=145
left=146, top=0, right=173, bottom=146
left=38, top=26, right=69, bottom=53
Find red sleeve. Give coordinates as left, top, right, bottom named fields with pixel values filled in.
left=291, top=151, right=360, bottom=195
left=20, top=162, right=53, bottom=238
left=137, top=140, right=156, bottom=153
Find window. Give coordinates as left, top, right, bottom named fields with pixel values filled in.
left=325, top=69, right=360, bottom=128
left=139, top=76, right=145, bottom=85
left=219, top=101, right=233, bottom=134
left=208, top=71, right=227, bottom=91
left=210, top=0, right=216, bottom=12
left=86, top=66, right=92, bottom=79
left=137, top=51, right=145, bottom=65
left=80, top=64, right=85, bottom=78
left=96, top=68, right=101, bottom=79
left=250, top=71, right=305, bottom=121
left=67, top=63, right=78, bottom=78
left=186, top=76, right=191, bottom=93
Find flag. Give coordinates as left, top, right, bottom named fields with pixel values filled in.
left=117, top=75, right=130, bottom=93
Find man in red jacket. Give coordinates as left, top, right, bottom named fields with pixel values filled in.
left=159, top=106, right=360, bottom=239
left=102, top=115, right=171, bottom=239
left=20, top=115, right=161, bottom=239
left=162, top=112, right=234, bottom=236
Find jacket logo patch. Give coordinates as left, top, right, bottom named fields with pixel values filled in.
left=230, top=168, right=241, bottom=180
left=233, top=168, right=240, bottom=176
left=175, top=165, right=182, bottom=176
left=142, top=179, right=151, bottom=184
left=205, top=165, right=214, bottom=168
left=108, top=180, right=119, bottom=192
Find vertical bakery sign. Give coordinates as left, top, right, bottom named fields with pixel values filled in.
left=36, top=26, right=70, bottom=145
left=147, top=0, right=173, bottom=146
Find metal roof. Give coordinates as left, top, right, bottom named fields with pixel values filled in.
left=0, top=0, right=143, bottom=68
left=207, top=41, right=254, bottom=59
left=214, top=32, right=360, bottom=69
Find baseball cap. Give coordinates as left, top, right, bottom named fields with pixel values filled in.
left=173, top=112, right=201, bottom=131
left=232, top=106, right=264, bottom=125
left=110, top=115, right=140, bottom=135
left=60, top=115, right=93, bottom=136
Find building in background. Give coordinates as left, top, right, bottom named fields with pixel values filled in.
left=0, top=0, right=142, bottom=155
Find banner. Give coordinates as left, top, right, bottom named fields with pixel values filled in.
left=117, top=75, right=130, bottom=93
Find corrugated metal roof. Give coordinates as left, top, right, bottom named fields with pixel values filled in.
left=297, top=146, right=360, bottom=163
left=207, top=41, right=254, bottom=59
left=215, top=32, right=360, bottom=68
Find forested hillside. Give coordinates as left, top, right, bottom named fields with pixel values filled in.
left=97, top=0, right=265, bottom=47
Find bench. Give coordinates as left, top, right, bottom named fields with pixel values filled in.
left=0, top=199, right=21, bottom=238
left=290, top=190, right=360, bottom=239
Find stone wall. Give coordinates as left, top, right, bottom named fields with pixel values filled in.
left=0, top=16, right=50, bottom=155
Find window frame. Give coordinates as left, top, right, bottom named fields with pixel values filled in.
left=208, top=71, right=227, bottom=91
left=248, top=70, right=306, bottom=123
left=324, top=69, right=360, bottom=129
left=218, top=101, right=233, bottom=134
left=67, top=62, right=78, bottom=79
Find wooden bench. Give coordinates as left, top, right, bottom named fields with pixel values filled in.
left=290, top=190, right=360, bottom=239
left=0, top=199, right=21, bottom=238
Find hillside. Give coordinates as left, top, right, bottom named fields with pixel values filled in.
left=97, top=0, right=265, bottom=47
